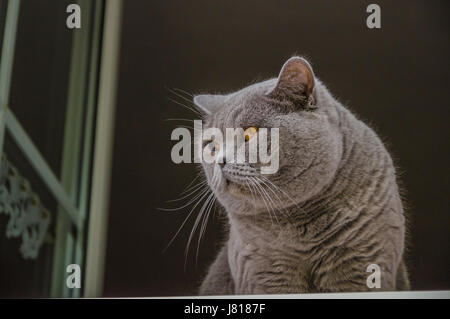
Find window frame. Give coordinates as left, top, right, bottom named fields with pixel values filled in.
left=0, top=0, right=122, bottom=297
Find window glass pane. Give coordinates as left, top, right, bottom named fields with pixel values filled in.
left=0, top=132, right=60, bottom=297
left=8, top=0, right=74, bottom=176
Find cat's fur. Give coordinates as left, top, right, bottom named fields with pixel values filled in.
left=194, top=57, right=409, bottom=294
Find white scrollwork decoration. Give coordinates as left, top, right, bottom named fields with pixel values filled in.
left=0, top=155, right=51, bottom=259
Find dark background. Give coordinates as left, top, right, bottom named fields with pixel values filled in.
left=104, top=0, right=450, bottom=296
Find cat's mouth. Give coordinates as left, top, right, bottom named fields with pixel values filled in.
left=225, top=179, right=252, bottom=197
left=222, top=171, right=257, bottom=197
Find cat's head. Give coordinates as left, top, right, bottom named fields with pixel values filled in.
left=194, top=57, right=343, bottom=215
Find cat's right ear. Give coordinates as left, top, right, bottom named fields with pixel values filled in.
left=193, top=94, right=225, bottom=115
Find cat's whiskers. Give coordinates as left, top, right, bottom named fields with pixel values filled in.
left=164, top=118, right=196, bottom=123
left=166, top=180, right=207, bottom=203
left=161, top=183, right=211, bottom=254
left=246, top=177, right=270, bottom=222
left=174, top=185, right=211, bottom=252
left=244, top=179, right=259, bottom=224
left=248, top=177, right=277, bottom=224
left=181, top=174, right=201, bottom=195
left=173, top=124, right=198, bottom=131
left=167, top=96, right=202, bottom=116
left=184, top=164, right=222, bottom=268
left=254, top=177, right=280, bottom=224
left=260, top=175, right=299, bottom=208
left=185, top=190, right=215, bottom=269
left=165, top=86, right=202, bottom=116
left=159, top=183, right=209, bottom=211
left=244, top=179, right=257, bottom=203
left=259, top=174, right=313, bottom=217
left=195, top=194, right=216, bottom=264
left=173, top=87, right=194, bottom=98
left=254, top=176, right=295, bottom=224
left=252, top=177, right=283, bottom=225
left=166, top=87, right=195, bottom=105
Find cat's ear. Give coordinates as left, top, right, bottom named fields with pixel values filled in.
left=268, top=57, right=315, bottom=107
left=193, top=94, right=226, bottom=115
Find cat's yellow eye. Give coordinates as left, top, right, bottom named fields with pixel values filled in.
left=244, top=127, right=258, bottom=141
left=213, top=140, right=221, bottom=152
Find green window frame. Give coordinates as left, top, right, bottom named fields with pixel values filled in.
left=0, top=0, right=122, bottom=297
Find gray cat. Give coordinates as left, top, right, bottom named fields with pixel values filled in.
left=193, top=57, right=409, bottom=294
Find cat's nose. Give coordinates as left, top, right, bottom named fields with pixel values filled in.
left=215, top=154, right=225, bottom=168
